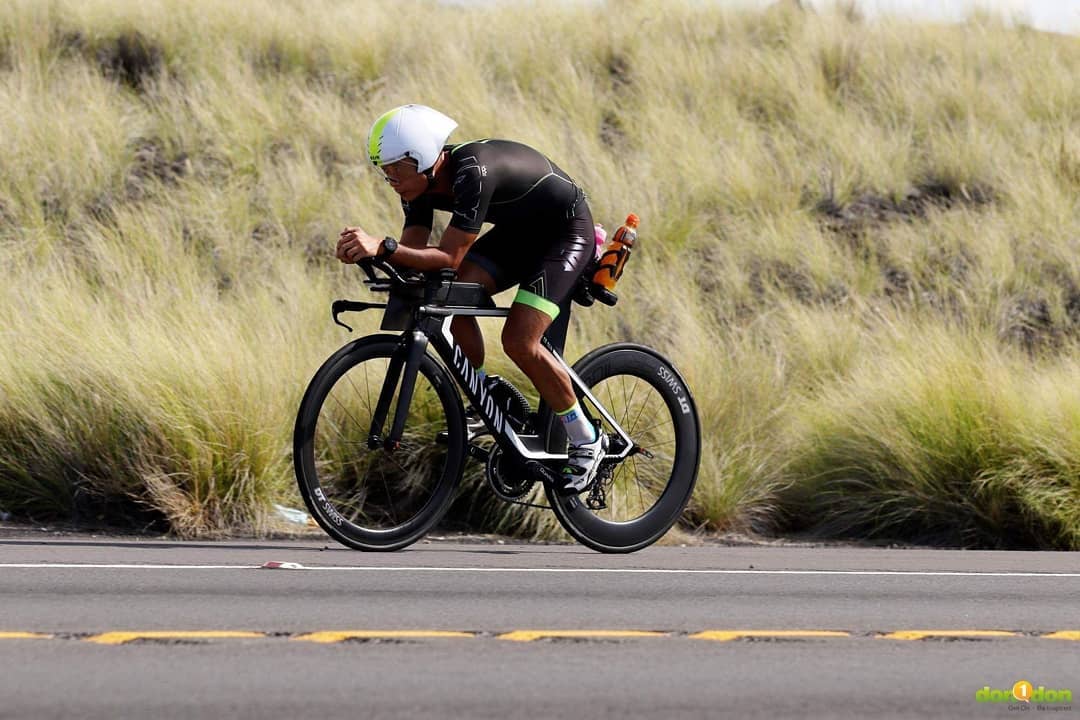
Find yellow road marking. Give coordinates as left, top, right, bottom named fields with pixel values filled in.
left=497, top=630, right=667, bottom=642
left=1043, top=631, right=1080, bottom=641
left=292, top=631, right=475, bottom=643
left=4, top=629, right=1074, bottom=643
left=878, top=630, right=1019, bottom=640
left=85, top=631, right=266, bottom=645
left=689, top=630, right=850, bottom=641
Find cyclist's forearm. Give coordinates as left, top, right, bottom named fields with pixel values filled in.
left=389, top=225, right=475, bottom=271
left=388, top=244, right=463, bottom=271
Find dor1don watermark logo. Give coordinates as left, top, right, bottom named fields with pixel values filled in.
left=976, top=680, right=1073, bottom=710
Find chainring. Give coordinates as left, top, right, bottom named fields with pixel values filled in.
left=485, top=446, right=536, bottom=501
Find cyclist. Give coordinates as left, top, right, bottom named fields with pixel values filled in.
left=334, top=104, right=604, bottom=492
left=336, top=104, right=605, bottom=493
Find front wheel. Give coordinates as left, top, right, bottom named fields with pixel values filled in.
left=544, top=344, right=701, bottom=553
left=293, top=334, right=466, bottom=551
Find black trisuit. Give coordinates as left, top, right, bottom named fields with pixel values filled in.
left=400, top=139, right=594, bottom=351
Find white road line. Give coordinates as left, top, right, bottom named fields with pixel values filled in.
left=0, top=564, right=256, bottom=570
left=1, top=564, right=1078, bottom=577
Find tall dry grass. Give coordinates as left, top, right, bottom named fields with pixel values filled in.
left=0, top=0, right=1077, bottom=546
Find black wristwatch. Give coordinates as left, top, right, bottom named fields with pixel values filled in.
left=377, top=236, right=398, bottom=260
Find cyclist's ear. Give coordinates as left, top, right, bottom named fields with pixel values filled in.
left=424, top=151, right=447, bottom=184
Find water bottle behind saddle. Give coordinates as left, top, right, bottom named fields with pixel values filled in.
left=590, top=213, right=639, bottom=305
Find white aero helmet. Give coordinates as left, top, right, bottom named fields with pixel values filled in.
left=367, top=104, right=458, bottom=173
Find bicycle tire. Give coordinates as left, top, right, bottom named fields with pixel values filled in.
left=544, top=343, right=701, bottom=553
left=293, top=334, right=466, bottom=551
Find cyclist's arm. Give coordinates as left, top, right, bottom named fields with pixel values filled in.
left=400, top=225, right=431, bottom=250
left=387, top=225, right=477, bottom=271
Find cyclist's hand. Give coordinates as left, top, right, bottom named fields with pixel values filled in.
left=336, top=227, right=381, bottom=263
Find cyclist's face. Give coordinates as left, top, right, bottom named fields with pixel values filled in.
left=381, top=158, right=427, bottom=200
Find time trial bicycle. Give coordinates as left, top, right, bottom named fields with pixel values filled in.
left=293, top=258, right=700, bottom=553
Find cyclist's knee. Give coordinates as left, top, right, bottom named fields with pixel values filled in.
left=457, top=260, right=497, bottom=294
left=501, top=330, right=542, bottom=366
left=503, top=303, right=553, bottom=365
left=451, top=314, right=475, bottom=334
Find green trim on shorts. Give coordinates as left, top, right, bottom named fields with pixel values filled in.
left=514, top=289, right=560, bottom=321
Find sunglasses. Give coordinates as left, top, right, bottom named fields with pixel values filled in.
left=380, top=160, right=422, bottom=185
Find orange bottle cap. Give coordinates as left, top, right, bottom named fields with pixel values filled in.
left=625, top=213, right=639, bottom=228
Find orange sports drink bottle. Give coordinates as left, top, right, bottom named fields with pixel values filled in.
left=592, top=213, right=639, bottom=290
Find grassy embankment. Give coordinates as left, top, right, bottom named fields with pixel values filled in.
left=1, top=0, right=1078, bottom=547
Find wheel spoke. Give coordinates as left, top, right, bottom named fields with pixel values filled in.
left=625, top=379, right=652, bottom=436
left=630, top=454, right=646, bottom=514
left=375, top=454, right=400, bottom=525
left=327, top=391, right=371, bottom=442
left=344, top=361, right=381, bottom=428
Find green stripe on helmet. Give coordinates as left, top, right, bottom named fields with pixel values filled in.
left=513, top=289, right=560, bottom=321
left=368, top=108, right=400, bottom=166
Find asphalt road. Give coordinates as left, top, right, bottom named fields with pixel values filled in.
left=1, top=531, right=1077, bottom=719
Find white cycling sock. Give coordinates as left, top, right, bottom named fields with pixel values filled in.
left=557, top=401, right=597, bottom=445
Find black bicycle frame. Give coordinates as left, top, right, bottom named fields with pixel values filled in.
left=371, top=303, right=634, bottom=465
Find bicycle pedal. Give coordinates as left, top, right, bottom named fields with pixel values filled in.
left=468, top=443, right=490, bottom=462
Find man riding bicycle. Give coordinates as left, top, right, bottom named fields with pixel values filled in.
left=335, top=104, right=605, bottom=492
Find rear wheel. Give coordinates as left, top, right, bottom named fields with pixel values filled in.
left=545, top=344, right=700, bottom=553
left=293, top=335, right=466, bottom=551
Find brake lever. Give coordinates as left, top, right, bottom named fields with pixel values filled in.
left=332, top=300, right=355, bottom=332
left=331, top=299, right=388, bottom=332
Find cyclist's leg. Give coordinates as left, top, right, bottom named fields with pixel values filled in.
left=500, top=204, right=595, bottom=412
left=450, top=242, right=501, bottom=368
left=503, top=207, right=606, bottom=489
left=453, top=225, right=535, bottom=369
left=502, top=303, right=575, bottom=409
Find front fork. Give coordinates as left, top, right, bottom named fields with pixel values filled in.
left=369, top=330, right=428, bottom=451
